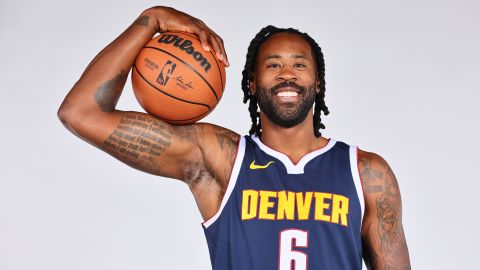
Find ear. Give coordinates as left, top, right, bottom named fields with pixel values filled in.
left=315, top=75, right=321, bottom=94
left=249, top=75, right=256, bottom=95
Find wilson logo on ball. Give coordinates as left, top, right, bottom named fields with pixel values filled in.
left=132, top=32, right=225, bottom=125
left=157, top=60, right=177, bottom=86
left=158, top=34, right=212, bottom=73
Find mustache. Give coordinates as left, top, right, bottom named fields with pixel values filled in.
left=270, top=81, right=305, bottom=93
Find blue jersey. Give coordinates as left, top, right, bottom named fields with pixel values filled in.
left=202, top=135, right=365, bottom=270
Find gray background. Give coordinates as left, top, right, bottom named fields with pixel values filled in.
left=1, top=0, right=479, bottom=269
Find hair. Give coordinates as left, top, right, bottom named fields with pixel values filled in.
left=241, top=25, right=329, bottom=137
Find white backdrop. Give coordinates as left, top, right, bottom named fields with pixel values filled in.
left=1, top=0, right=479, bottom=269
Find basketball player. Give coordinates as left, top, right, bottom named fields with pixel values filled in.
left=58, top=6, right=411, bottom=269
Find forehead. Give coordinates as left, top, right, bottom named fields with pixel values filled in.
left=256, top=32, right=314, bottom=62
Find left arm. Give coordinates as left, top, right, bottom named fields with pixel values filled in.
left=358, top=150, right=411, bottom=269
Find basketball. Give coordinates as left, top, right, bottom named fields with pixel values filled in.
left=131, top=32, right=226, bottom=124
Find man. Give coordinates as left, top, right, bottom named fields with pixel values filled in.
left=58, top=6, right=410, bottom=270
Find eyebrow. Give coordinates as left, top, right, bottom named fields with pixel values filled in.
left=264, top=54, right=308, bottom=61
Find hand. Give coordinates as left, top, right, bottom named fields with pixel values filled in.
left=143, top=6, right=229, bottom=67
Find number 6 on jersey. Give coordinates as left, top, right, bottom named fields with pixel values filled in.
left=279, top=229, right=309, bottom=270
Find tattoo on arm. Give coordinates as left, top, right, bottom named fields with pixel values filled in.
left=102, top=113, right=173, bottom=174
left=375, top=167, right=405, bottom=263
left=359, top=156, right=384, bottom=194
left=134, top=15, right=150, bottom=27
left=362, top=222, right=380, bottom=269
left=214, top=128, right=238, bottom=180
left=174, top=125, right=216, bottom=186
left=176, top=125, right=204, bottom=144
left=359, top=153, right=410, bottom=269
left=94, top=70, right=128, bottom=112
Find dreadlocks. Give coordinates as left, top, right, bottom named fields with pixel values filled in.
left=241, top=25, right=329, bottom=137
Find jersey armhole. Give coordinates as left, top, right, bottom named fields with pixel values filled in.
left=349, top=145, right=365, bottom=225
left=202, top=136, right=246, bottom=228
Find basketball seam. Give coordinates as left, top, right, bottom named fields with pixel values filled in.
left=180, top=32, right=224, bottom=90
left=133, top=64, right=211, bottom=111
left=144, top=46, right=219, bottom=101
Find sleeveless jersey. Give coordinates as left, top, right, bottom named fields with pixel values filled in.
left=202, top=135, right=365, bottom=270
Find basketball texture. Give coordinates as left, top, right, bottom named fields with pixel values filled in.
left=131, top=32, right=226, bottom=124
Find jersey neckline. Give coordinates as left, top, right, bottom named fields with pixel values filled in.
left=250, top=135, right=337, bottom=174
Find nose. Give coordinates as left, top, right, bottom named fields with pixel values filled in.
left=276, top=66, right=297, bottom=82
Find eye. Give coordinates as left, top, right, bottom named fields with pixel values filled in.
left=267, top=63, right=281, bottom=69
left=294, top=63, right=307, bottom=68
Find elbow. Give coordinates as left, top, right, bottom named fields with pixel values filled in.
left=57, top=99, right=76, bottom=126
left=57, top=100, right=89, bottom=134
left=58, top=103, right=77, bottom=134
left=57, top=103, right=69, bottom=125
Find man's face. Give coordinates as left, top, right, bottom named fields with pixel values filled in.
left=252, top=32, right=318, bottom=128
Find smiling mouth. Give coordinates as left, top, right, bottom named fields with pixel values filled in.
left=276, top=91, right=299, bottom=97
left=274, top=87, right=301, bottom=98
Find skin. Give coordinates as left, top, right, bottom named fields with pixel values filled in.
left=359, top=151, right=411, bottom=269
left=252, top=34, right=410, bottom=268
left=250, top=33, right=329, bottom=163
left=58, top=6, right=236, bottom=221
left=58, top=6, right=410, bottom=269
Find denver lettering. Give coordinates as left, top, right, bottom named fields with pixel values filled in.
left=158, top=34, right=212, bottom=73
left=241, top=190, right=350, bottom=226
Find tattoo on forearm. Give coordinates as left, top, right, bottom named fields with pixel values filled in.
left=362, top=222, right=380, bottom=269
left=103, top=113, right=173, bottom=174
left=94, top=70, right=128, bottom=112
left=134, top=15, right=150, bottom=27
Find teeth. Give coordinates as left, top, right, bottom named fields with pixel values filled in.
left=276, top=91, right=298, bottom=97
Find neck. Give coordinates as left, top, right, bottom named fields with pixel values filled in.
left=258, top=112, right=329, bottom=164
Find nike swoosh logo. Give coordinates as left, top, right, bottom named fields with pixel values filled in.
left=250, top=160, right=275, bottom=170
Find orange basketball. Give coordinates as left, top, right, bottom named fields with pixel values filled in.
left=131, top=32, right=226, bottom=124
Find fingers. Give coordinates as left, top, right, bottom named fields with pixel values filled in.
left=207, top=34, right=229, bottom=67
left=194, top=21, right=229, bottom=67
left=153, top=7, right=229, bottom=67
left=196, top=29, right=211, bottom=52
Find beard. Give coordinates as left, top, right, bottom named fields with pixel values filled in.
left=255, top=81, right=317, bottom=128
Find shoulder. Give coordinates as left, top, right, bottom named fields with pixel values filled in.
left=172, top=123, right=240, bottom=150
left=357, top=149, right=391, bottom=181
left=358, top=149, right=393, bottom=189
left=357, top=149, right=402, bottom=210
left=195, top=123, right=240, bottom=151
left=195, top=123, right=241, bottom=182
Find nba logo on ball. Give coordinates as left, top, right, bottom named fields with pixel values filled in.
left=157, top=60, right=177, bottom=86
left=131, top=32, right=226, bottom=125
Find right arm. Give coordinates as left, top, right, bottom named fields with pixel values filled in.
left=359, top=150, right=411, bottom=269
left=57, top=7, right=237, bottom=211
